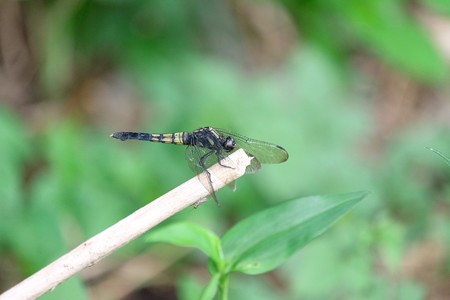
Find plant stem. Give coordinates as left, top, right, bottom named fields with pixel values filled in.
left=0, top=149, right=251, bottom=300
left=218, top=273, right=230, bottom=300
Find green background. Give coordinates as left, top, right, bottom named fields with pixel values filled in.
left=0, top=0, right=449, bottom=299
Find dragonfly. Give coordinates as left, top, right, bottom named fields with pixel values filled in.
left=111, top=126, right=288, bottom=206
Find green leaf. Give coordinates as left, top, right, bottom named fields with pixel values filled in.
left=221, top=191, right=369, bottom=274
left=146, top=222, right=223, bottom=263
left=339, top=0, right=448, bottom=83
left=199, top=273, right=220, bottom=300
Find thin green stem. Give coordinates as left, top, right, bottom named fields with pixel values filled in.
left=426, top=147, right=450, bottom=166
left=218, top=273, right=230, bottom=300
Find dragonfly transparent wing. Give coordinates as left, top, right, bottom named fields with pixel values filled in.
left=217, top=129, right=288, bottom=173
left=185, top=145, right=219, bottom=205
left=185, top=145, right=239, bottom=205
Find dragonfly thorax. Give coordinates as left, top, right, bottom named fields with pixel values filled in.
left=188, top=127, right=236, bottom=153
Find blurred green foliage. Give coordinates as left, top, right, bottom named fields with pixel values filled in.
left=147, top=192, right=367, bottom=299
left=284, top=0, right=448, bottom=83
left=1, top=0, right=449, bottom=299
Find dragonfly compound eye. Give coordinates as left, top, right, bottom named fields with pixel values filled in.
left=224, top=137, right=236, bottom=152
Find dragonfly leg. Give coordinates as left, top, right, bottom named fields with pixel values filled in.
left=199, top=151, right=220, bottom=206
left=216, top=151, right=235, bottom=169
left=198, top=150, right=213, bottom=170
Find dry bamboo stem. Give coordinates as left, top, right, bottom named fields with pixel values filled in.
left=0, top=149, right=251, bottom=300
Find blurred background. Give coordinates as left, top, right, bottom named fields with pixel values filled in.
left=0, top=0, right=449, bottom=299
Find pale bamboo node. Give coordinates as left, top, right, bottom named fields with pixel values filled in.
left=0, top=149, right=251, bottom=300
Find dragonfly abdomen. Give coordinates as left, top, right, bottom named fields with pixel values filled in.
left=111, top=131, right=189, bottom=145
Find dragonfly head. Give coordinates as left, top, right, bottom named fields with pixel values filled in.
left=223, top=136, right=236, bottom=152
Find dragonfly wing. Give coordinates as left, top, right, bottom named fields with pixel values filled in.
left=185, top=146, right=220, bottom=205
left=217, top=129, right=289, bottom=165
left=185, top=145, right=205, bottom=174
left=245, top=156, right=262, bottom=174
left=227, top=181, right=236, bottom=191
